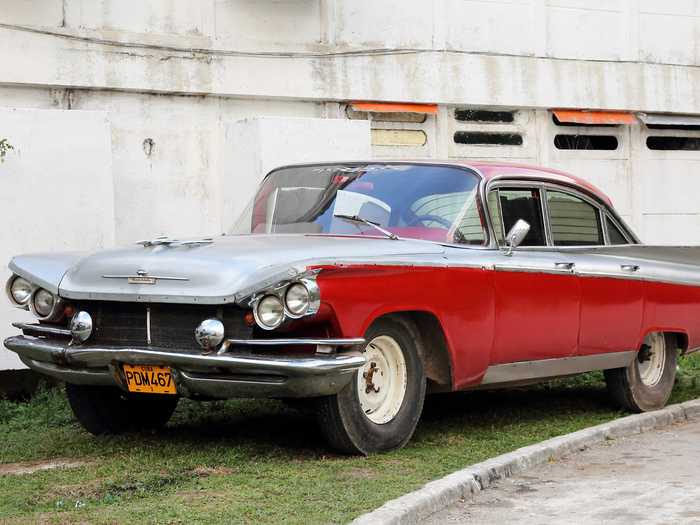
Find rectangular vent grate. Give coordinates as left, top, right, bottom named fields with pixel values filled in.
left=454, top=132, right=523, bottom=146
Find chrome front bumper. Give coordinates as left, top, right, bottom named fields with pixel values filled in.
left=3, top=335, right=366, bottom=399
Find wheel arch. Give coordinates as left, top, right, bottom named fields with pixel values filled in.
left=638, top=327, right=689, bottom=355
left=368, top=310, right=454, bottom=392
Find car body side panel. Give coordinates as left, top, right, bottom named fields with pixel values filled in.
left=577, top=275, right=645, bottom=356
left=642, top=280, right=700, bottom=351
left=316, top=265, right=495, bottom=389
left=491, top=270, right=579, bottom=363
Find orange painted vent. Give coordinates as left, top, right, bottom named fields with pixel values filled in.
left=552, top=109, right=636, bottom=125
left=350, top=102, right=438, bottom=115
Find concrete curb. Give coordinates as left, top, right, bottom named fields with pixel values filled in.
left=350, top=399, right=700, bottom=525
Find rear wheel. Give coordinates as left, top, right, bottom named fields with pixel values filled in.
left=316, top=318, right=426, bottom=455
left=66, top=384, right=179, bottom=435
left=604, top=332, right=678, bottom=412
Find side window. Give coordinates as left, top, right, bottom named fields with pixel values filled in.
left=489, top=188, right=547, bottom=246
left=606, top=216, right=629, bottom=245
left=547, top=190, right=603, bottom=246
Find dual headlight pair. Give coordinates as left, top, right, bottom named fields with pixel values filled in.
left=253, top=279, right=320, bottom=330
left=6, top=275, right=63, bottom=321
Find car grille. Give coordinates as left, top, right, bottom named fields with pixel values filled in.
left=77, top=301, right=251, bottom=351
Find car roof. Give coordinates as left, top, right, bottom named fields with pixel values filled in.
left=458, top=160, right=613, bottom=207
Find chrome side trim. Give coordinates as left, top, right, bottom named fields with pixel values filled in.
left=223, top=337, right=365, bottom=347
left=12, top=322, right=71, bottom=337
left=493, top=265, right=575, bottom=275
left=480, top=351, right=636, bottom=385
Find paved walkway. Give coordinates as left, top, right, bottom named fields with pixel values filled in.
left=423, top=419, right=700, bottom=525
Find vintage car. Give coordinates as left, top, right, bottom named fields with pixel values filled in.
left=4, top=160, right=698, bottom=454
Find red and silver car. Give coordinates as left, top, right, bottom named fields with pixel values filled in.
left=4, top=161, right=698, bottom=454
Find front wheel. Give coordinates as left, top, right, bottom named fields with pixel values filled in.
left=66, top=384, right=179, bottom=435
left=315, top=318, right=426, bottom=455
left=604, top=332, right=678, bottom=412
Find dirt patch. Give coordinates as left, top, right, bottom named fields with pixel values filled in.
left=343, top=467, right=378, bottom=480
left=0, top=459, right=88, bottom=476
left=191, top=466, right=235, bottom=477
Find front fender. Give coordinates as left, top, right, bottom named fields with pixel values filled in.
left=9, top=252, right=86, bottom=294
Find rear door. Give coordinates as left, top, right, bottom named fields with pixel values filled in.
left=544, top=188, right=644, bottom=356
left=487, top=185, right=581, bottom=364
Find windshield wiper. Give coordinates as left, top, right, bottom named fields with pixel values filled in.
left=334, top=214, right=400, bottom=240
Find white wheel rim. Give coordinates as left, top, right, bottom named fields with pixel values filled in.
left=638, top=333, right=666, bottom=387
left=357, top=335, right=408, bottom=425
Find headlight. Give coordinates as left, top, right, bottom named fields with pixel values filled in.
left=7, top=276, right=32, bottom=306
left=285, top=283, right=310, bottom=317
left=29, top=288, right=62, bottom=321
left=254, top=295, right=285, bottom=330
left=33, top=289, right=55, bottom=317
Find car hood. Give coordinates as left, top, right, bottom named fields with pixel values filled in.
left=10, top=234, right=446, bottom=304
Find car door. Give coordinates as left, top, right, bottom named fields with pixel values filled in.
left=544, top=188, right=644, bottom=356
left=487, top=185, right=581, bottom=364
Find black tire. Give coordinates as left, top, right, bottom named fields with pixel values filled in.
left=604, top=332, right=678, bottom=412
left=65, top=384, right=179, bottom=435
left=315, top=317, right=426, bottom=455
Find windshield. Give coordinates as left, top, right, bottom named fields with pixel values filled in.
left=232, top=163, right=486, bottom=245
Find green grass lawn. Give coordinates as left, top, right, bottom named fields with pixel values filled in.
left=1, top=353, right=700, bottom=525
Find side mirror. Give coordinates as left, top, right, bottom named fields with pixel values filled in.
left=503, top=219, right=530, bottom=256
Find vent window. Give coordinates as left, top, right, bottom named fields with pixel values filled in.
left=646, top=136, right=700, bottom=151
left=454, top=132, right=523, bottom=146
left=554, top=135, right=618, bottom=150
left=455, top=109, right=515, bottom=123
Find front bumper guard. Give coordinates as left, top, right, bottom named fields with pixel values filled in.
left=4, top=335, right=366, bottom=399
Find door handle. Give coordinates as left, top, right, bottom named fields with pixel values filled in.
left=555, top=262, right=576, bottom=270
left=621, top=264, right=640, bottom=272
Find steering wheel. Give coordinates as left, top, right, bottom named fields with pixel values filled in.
left=407, top=214, right=452, bottom=228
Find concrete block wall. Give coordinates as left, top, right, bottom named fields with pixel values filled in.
left=3, top=0, right=700, bottom=373
left=0, top=108, right=114, bottom=370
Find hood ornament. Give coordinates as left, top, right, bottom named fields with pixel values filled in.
left=136, top=236, right=213, bottom=248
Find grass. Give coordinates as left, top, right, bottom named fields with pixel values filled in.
left=1, top=353, right=699, bottom=524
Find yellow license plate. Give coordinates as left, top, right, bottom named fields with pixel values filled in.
left=122, top=364, right=177, bottom=395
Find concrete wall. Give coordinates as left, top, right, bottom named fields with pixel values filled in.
left=0, top=108, right=113, bottom=369
left=223, top=117, right=371, bottom=231
left=2, top=1, right=700, bottom=111
left=2, top=1, right=700, bottom=371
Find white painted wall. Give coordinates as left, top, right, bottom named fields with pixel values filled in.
left=224, top=117, right=371, bottom=230
left=1, top=1, right=700, bottom=111
left=2, top=0, right=700, bottom=372
left=0, top=108, right=113, bottom=369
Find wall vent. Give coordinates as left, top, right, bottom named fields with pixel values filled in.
left=552, top=114, right=618, bottom=128
left=346, top=107, right=426, bottom=124
left=646, top=136, right=700, bottom=151
left=454, top=132, right=523, bottom=146
left=554, top=134, right=618, bottom=150
left=455, top=109, right=515, bottom=123
left=372, top=129, right=427, bottom=147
